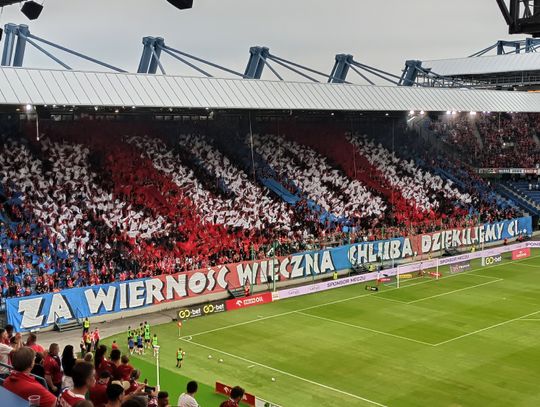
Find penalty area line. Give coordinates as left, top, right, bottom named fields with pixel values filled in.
left=179, top=337, right=388, bottom=407
left=434, top=309, right=540, bottom=346
left=406, top=278, right=503, bottom=304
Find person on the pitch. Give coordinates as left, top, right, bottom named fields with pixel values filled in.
left=152, top=334, right=159, bottom=357
left=136, top=334, right=144, bottom=355
left=126, top=326, right=132, bottom=345
left=176, top=347, right=185, bottom=368
left=144, top=324, right=151, bottom=350
left=82, top=318, right=90, bottom=335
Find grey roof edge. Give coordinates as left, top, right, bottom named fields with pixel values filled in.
left=1, top=66, right=540, bottom=113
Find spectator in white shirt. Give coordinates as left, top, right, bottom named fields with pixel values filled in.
left=178, top=380, right=199, bottom=407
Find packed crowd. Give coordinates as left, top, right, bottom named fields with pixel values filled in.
left=0, top=321, right=245, bottom=406
left=251, top=133, right=386, bottom=221
left=432, top=113, right=540, bottom=168
left=348, top=133, right=471, bottom=215
left=0, top=121, right=522, bottom=298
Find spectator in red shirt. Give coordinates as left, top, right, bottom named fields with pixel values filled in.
left=26, top=333, right=45, bottom=354
left=4, top=324, right=14, bottom=344
left=43, top=343, right=62, bottom=395
left=57, top=361, right=96, bottom=407
left=89, top=371, right=112, bottom=407
left=104, top=382, right=125, bottom=407
left=219, top=386, right=245, bottom=407
left=111, top=341, right=119, bottom=351
left=109, top=349, right=122, bottom=379
left=116, top=355, right=134, bottom=381
left=2, top=347, right=57, bottom=407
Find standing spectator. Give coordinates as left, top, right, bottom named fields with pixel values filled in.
left=105, top=382, right=126, bottom=407
left=62, top=345, right=77, bottom=390
left=111, top=341, right=119, bottom=351
left=2, top=347, right=57, bottom=407
left=157, top=391, right=169, bottom=407
left=219, top=386, right=245, bottom=407
left=177, top=381, right=199, bottom=407
left=116, top=355, right=134, bottom=381
left=109, top=349, right=122, bottom=379
left=44, top=343, right=63, bottom=396
left=57, top=361, right=96, bottom=406
left=26, top=333, right=45, bottom=354
left=4, top=325, right=14, bottom=343
left=30, top=351, right=46, bottom=385
left=90, top=371, right=112, bottom=407
left=95, top=345, right=108, bottom=374
left=0, top=328, right=17, bottom=378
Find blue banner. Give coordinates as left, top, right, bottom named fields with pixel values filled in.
left=6, top=216, right=532, bottom=332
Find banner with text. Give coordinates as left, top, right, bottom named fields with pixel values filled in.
left=7, top=216, right=532, bottom=331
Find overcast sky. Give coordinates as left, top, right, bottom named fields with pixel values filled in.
left=0, top=0, right=522, bottom=82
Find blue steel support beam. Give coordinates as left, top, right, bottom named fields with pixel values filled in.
left=12, top=24, right=29, bottom=67
left=497, top=40, right=522, bottom=54
left=399, top=60, right=422, bottom=86
left=138, top=36, right=156, bottom=73
left=525, top=38, right=540, bottom=52
left=148, top=37, right=164, bottom=74
left=244, top=46, right=269, bottom=79
left=328, top=54, right=352, bottom=83
left=1, top=23, right=18, bottom=66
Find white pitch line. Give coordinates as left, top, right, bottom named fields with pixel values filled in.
left=296, top=311, right=436, bottom=347
left=180, top=338, right=388, bottom=407
left=511, top=263, right=540, bottom=268
left=247, top=364, right=255, bottom=369
left=517, top=318, right=540, bottom=321
left=406, top=278, right=503, bottom=304
left=369, top=295, right=409, bottom=304
left=463, top=273, right=503, bottom=280
left=434, top=309, right=540, bottom=346
left=180, top=253, right=539, bottom=340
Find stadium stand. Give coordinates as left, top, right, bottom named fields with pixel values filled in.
left=431, top=112, right=540, bottom=168
left=0, top=116, right=525, bottom=299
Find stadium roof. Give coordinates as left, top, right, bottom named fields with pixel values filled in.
left=422, top=52, right=540, bottom=77
left=1, top=66, right=540, bottom=112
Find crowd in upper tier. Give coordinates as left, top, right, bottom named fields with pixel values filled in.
left=0, top=116, right=525, bottom=298
left=431, top=112, right=540, bottom=168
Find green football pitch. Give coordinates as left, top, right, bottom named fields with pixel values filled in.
left=103, top=250, right=540, bottom=407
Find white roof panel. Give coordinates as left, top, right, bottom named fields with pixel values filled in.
left=423, top=52, right=540, bottom=76
left=1, top=66, right=540, bottom=113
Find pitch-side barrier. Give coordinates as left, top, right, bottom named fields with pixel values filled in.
left=276, top=241, right=538, bottom=300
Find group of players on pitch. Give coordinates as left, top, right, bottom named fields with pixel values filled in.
left=126, top=321, right=186, bottom=368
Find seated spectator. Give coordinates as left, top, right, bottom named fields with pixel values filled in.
left=57, top=361, right=96, bottom=407
left=178, top=380, right=199, bottom=407
left=2, top=347, right=57, bottom=407
left=219, top=386, right=245, bottom=407
left=89, top=371, right=112, bottom=407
